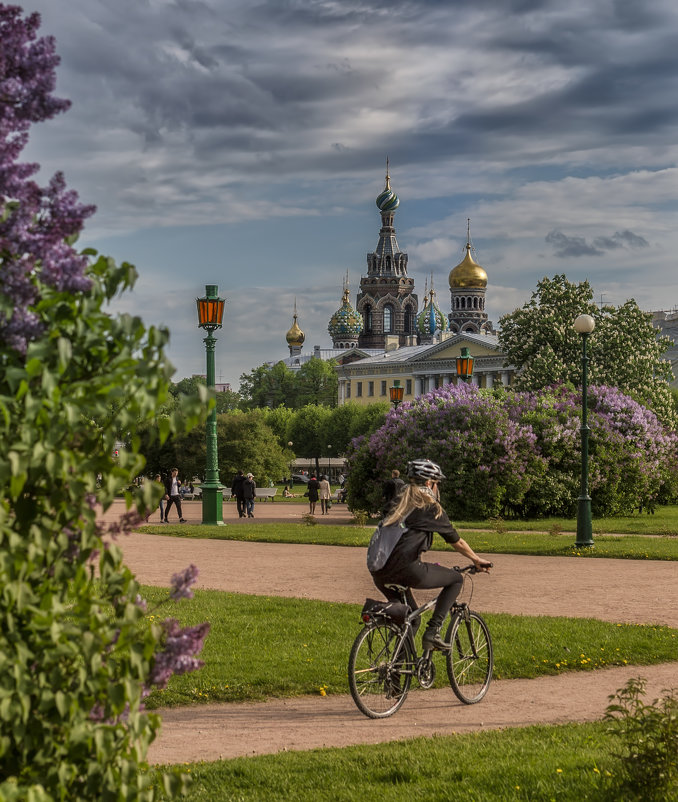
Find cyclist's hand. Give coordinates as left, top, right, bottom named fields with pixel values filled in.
left=474, top=559, right=493, bottom=573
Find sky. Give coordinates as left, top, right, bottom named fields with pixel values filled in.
left=18, top=0, right=678, bottom=389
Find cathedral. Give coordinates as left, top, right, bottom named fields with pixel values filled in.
left=276, top=164, right=514, bottom=401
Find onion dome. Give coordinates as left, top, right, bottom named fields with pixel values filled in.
left=328, top=287, right=363, bottom=340
left=286, top=305, right=305, bottom=348
left=416, top=280, right=448, bottom=337
left=375, top=159, right=400, bottom=213
left=449, top=243, right=487, bottom=289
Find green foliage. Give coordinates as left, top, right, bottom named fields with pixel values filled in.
left=498, top=274, right=676, bottom=424
left=139, top=410, right=290, bottom=485
left=0, top=255, right=202, bottom=800
left=286, top=405, right=333, bottom=475
left=605, top=677, right=678, bottom=800
left=239, top=357, right=337, bottom=409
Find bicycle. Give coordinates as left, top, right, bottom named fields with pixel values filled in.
left=348, top=564, right=493, bottom=719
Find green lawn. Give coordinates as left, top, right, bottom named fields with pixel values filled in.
left=138, top=521, right=678, bottom=560
left=160, top=721, right=653, bottom=801
left=143, top=586, right=677, bottom=709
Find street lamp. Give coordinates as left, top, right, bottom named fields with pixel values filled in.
left=456, top=346, right=474, bottom=384
left=574, top=314, right=596, bottom=548
left=389, top=379, right=404, bottom=409
left=288, top=441, right=294, bottom=486
left=327, top=445, right=332, bottom=481
left=196, top=284, right=226, bottom=526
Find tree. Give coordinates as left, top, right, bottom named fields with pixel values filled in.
left=287, top=405, right=333, bottom=476
left=498, top=275, right=676, bottom=424
left=239, top=357, right=338, bottom=409
left=296, top=357, right=338, bottom=406
left=0, top=8, right=206, bottom=798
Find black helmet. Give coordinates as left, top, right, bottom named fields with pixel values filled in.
left=406, top=459, right=446, bottom=483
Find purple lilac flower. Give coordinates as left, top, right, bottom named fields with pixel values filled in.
left=147, top=618, right=210, bottom=690
left=169, top=564, right=199, bottom=601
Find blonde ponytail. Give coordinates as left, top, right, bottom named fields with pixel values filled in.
left=383, top=482, right=443, bottom=525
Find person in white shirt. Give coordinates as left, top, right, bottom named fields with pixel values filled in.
left=163, top=467, right=186, bottom=523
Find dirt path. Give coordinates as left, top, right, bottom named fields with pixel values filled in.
left=121, top=532, right=678, bottom=628
left=103, top=506, right=678, bottom=765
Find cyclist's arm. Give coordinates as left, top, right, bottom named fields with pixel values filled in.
left=452, top=538, right=492, bottom=572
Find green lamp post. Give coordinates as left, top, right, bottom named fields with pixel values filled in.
left=196, top=285, right=226, bottom=526
left=574, top=313, right=596, bottom=547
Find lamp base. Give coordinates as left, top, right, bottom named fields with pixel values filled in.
left=575, top=496, right=594, bottom=548
left=201, top=483, right=224, bottom=526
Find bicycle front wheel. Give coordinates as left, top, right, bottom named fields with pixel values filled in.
left=445, top=610, right=493, bottom=704
left=348, top=622, right=414, bottom=719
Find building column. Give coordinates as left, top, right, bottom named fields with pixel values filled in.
left=471, top=373, right=480, bottom=387
left=501, top=371, right=511, bottom=386
left=442, top=374, right=451, bottom=386
left=486, top=372, right=495, bottom=389
left=338, top=378, right=346, bottom=405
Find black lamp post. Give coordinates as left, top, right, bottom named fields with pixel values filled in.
left=456, top=346, right=474, bottom=384
left=389, top=379, right=404, bottom=409
left=196, top=285, right=225, bottom=526
left=574, top=313, right=596, bottom=547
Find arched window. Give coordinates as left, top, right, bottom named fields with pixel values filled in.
left=460, top=297, right=466, bottom=309
left=383, top=304, right=394, bottom=333
left=364, top=304, right=372, bottom=332
left=404, top=307, right=412, bottom=333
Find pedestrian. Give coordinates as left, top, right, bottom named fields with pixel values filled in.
left=338, top=473, right=345, bottom=488
left=163, top=467, right=187, bottom=523
left=231, top=470, right=246, bottom=518
left=307, top=474, right=319, bottom=515
left=145, top=473, right=165, bottom=522
left=318, top=474, right=331, bottom=515
left=243, top=472, right=256, bottom=518
left=382, top=469, right=405, bottom=515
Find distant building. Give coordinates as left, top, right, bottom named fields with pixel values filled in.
left=651, top=310, right=678, bottom=387
left=263, top=163, right=515, bottom=402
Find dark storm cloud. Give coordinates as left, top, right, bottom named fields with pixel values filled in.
left=547, top=229, right=649, bottom=258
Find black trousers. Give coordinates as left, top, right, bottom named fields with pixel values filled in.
left=165, top=494, right=183, bottom=521
left=235, top=496, right=245, bottom=517
left=372, top=560, right=463, bottom=631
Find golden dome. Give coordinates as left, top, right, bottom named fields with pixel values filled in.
left=286, top=313, right=305, bottom=347
left=449, top=245, right=487, bottom=289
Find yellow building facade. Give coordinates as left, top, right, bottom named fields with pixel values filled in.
left=337, top=332, right=515, bottom=406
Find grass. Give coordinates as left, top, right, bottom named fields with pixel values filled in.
left=142, top=586, right=677, bottom=709
left=160, top=721, right=640, bottom=801
left=138, top=521, right=678, bottom=560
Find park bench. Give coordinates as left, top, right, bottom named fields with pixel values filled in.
left=254, top=488, right=278, bottom=502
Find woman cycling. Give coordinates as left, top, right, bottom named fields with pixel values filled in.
left=370, top=458, right=492, bottom=651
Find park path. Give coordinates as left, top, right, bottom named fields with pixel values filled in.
left=105, top=524, right=678, bottom=765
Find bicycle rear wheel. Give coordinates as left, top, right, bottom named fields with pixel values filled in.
left=444, top=610, right=493, bottom=704
left=348, top=622, right=414, bottom=719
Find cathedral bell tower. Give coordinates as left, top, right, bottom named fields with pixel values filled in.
left=357, top=161, right=418, bottom=349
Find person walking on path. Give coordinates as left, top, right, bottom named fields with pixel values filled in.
left=307, top=475, right=319, bottom=515
left=242, top=473, right=256, bottom=518
left=231, top=470, right=246, bottom=518
left=382, top=468, right=405, bottom=515
left=318, top=475, right=331, bottom=515
left=369, top=458, right=491, bottom=651
left=163, top=468, right=186, bottom=523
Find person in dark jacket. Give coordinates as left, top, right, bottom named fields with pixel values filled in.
left=164, top=467, right=186, bottom=523
left=369, top=458, right=491, bottom=652
left=382, top=469, right=405, bottom=515
left=231, top=470, right=246, bottom=518
left=242, top=472, right=256, bottom=518
left=306, top=474, right=320, bottom=515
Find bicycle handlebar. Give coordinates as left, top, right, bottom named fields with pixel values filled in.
left=454, top=562, right=493, bottom=574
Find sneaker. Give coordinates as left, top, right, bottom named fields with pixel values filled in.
left=163, top=519, right=169, bottom=523
left=422, top=630, right=451, bottom=652
left=179, top=518, right=187, bottom=523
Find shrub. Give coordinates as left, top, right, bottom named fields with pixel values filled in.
left=605, top=677, right=678, bottom=800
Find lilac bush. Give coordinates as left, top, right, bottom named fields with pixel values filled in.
left=347, top=383, right=678, bottom=519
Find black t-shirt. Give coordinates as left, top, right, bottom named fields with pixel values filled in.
left=378, top=503, right=460, bottom=575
